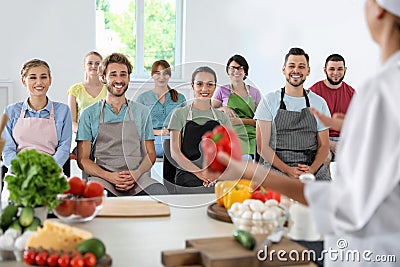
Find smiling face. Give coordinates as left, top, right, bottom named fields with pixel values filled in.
left=227, top=60, right=245, bottom=82
left=22, top=65, right=52, bottom=98
left=103, top=63, right=130, bottom=97
left=282, top=55, right=310, bottom=88
left=84, top=54, right=102, bottom=77
left=324, top=60, right=346, bottom=86
left=192, top=71, right=217, bottom=99
left=152, top=65, right=171, bottom=87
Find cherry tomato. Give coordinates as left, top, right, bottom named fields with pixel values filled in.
left=74, top=199, right=96, bottom=218
left=55, top=198, right=75, bottom=217
left=46, top=253, right=59, bottom=267
left=83, top=252, right=97, bottom=267
left=83, top=181, right=104, bottom=198
left=23, top=247, right=37, bottom=265
left=35, top=251, right=48, bottom=266
left=65, top=176, right=86, bottom=196
left=58, top=254, right=70, bottom=267
left=70, top=255, right=85, bottom=267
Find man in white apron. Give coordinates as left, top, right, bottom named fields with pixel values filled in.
left=76, top=53, right=167, bottom=196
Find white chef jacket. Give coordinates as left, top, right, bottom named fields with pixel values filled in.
left=305, top=51, right=400, bottom=266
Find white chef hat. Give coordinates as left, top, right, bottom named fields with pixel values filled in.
left=376, top=0, right=400, bottom=17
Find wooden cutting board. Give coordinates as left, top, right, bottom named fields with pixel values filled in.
left=162, top=235, right=316, bottom=267
left=98, top=198, right=170, bottom=217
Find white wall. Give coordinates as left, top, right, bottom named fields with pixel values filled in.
left=0, top=0, right=379, bottom=108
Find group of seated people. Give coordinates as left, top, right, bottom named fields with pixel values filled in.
left=1, top=47, right=355, bottom=198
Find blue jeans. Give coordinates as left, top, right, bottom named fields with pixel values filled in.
left=155, top=135, right=170, bottom=158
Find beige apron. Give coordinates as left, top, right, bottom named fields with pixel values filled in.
left=2, top=103, right=58, bottom=202
left=89, top=100, right=157, bottom=196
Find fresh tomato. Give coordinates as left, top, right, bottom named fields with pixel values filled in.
left=266, top=189, right=281, bottom=203
left=251, top=186, right=268, bottom=202
left=83, top=252, right=97, bottom=267
left=70, top=255, right=85, bottom=267
left=201, top=125, right=242, bottom=172
left=74, top=200, right=96, bottom=218
left=35, top=251, right=48, bottom=266
left=58, top=254, right=70, bottom=267
left=83, top=181, right=104, bottom=198
left=65, top=176, right=86, bottom=196
left=54, top=198, right=75, bottom=217
left=23, top=247, right=37, bottom=265
left=46, top=253, right=59, bottom=267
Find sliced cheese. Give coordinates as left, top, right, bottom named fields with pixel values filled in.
left=26, top=220, right=93, bottom=251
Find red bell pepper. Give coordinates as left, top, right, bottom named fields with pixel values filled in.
left=201, top=125, right=242, bottom=172
left=251, top=186, right=268, bottom=202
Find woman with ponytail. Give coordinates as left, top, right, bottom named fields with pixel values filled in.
left=136, top=60, right=186, bottom=157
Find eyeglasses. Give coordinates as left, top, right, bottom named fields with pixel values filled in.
left=228, top=66, right=244, bottom=71
left=193, top=81, right=216, bottom=88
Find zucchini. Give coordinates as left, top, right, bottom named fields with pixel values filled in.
left=0, top=204, right=18, bottom=230
left=19, top=207, right=34, bottom=227
left=233, top=229, right=256, bottom=250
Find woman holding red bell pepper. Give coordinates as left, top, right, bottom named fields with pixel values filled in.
left=168, top=66, right=232, bottom=193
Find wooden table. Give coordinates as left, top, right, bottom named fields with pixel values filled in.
left=1, top=194, right=317, bottom=267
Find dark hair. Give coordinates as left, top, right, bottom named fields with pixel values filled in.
left=98, top=53, right=133, bottom=76
left=226, top=54, right=249, bottom=80
left=284, top=47, right=309, bottom=66
left=151, top=60, right=178, bottom=102
left=191, top=66, right=217, bottom=84
left=21, top=59, right=51, bottom=78
left=325, top=54, right=345, bottom=67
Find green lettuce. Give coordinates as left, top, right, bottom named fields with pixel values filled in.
left=5, top=149, right=69, bottom=209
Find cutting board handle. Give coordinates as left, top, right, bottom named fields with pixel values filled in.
left=162, top=248, right=201, bottom=266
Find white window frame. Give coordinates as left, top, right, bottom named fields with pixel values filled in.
left=110, top=0, right=184, bottom=81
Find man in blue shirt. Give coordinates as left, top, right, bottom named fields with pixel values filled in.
left=76, top=53, right=167, bottom=196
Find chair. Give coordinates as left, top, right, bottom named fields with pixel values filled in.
left=162, top=139, right=178, bottom=194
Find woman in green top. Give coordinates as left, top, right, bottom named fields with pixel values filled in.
left=212, top=55, right=262, bottom=160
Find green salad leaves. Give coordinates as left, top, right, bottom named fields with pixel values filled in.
left=5, top=149, right=69, bottom=209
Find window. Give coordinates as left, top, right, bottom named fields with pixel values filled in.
left=96, top=0, right=183, bottom=79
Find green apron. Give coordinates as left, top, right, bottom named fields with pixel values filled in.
left=227, top=84, right=257, bottom=156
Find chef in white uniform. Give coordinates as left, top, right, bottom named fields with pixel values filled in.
left=206, top=1, right=400, bottom=266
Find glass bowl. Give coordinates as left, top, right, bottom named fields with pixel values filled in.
left=53, top=193, right=105, bottom=223
left=228, top=199, right=288, bottom=235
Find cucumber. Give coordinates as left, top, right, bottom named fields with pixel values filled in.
left=0, top=204, right=18, bottom=230
left=19, top=207, right=34, bottom=227
left=24, top=217, right=41, bottom=232
left=233, top=229, right=256, bottom=250
left=8, top=219, right=23, bottom=234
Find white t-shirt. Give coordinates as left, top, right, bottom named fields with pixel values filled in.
left=254, top=89, right=331, bottom=132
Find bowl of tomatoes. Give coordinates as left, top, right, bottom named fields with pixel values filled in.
left=53, top=177, right=106, bottom=223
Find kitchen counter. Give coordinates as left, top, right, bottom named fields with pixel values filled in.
left=2, top=194, right=236, bottom=267
left=2, top=194, right=321, bottom=267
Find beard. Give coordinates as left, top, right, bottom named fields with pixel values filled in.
left=326, top=71, right=346, bottom=86
left=107, top=83, right=128, bottom=97
left=286, top=76, right=306, bottom=87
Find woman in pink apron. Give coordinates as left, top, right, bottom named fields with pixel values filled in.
left=2, top=59, right=72, bottom=201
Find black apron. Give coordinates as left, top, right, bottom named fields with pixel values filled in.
left=175, top=105, right=220, bottom=192
left=263, top=88, right=330, bottom=181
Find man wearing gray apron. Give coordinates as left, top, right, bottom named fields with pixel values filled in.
left=76, top=53, right=167, bottom=196
left=255, top=48, right=331, bottom=181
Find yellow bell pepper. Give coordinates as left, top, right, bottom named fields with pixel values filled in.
left=223, top=183, right=253, bottom=210
left=214, top=180, right=253, bottom=206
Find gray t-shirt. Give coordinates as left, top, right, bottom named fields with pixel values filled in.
left=168, top=105, right=231, bottom=138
